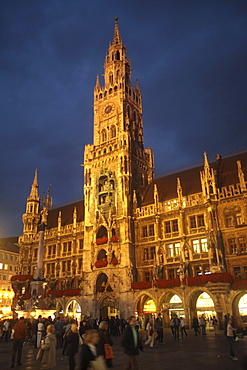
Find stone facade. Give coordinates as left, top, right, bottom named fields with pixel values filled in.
left=12, top=19, right=247, bottom=326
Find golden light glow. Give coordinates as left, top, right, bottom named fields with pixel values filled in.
left=170, top=294, right=182, bottom=304
left=143, top=299, right=156, bottom=313
left=0, top=289, right=14, bottom=319
left=196, top=292, right=214, bottom=308
left=239, top=294, right=247, bottom=318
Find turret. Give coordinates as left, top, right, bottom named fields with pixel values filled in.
left=200, top=152, right=217, bottom=199
left=22, top=170, right=40, bottom=234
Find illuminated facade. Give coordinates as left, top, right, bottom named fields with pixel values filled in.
left=12, top=19, right=247, bottom=327
left=0, top=237, right=18, bottom=318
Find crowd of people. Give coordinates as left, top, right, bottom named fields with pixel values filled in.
left=0, top=312, right=245, bottom=368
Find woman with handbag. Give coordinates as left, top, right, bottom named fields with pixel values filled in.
left=39, top=324, right=56, bottom=369
left=66, top=324, right=79, bottom=370
left=97, top=321, right=114, bottom=368
left=79, top=329, right=107, bottom=370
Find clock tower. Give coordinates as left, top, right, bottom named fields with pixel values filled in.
left=82, top=18, right=154, bottom=317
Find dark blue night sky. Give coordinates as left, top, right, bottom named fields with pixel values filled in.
left=1, top=0, right=247, bottom=237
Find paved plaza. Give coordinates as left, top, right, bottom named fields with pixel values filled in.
left=0, top=329, right=247, bottom=370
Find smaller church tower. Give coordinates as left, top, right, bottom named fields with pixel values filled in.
left=22, top=169, right=40, bottom=235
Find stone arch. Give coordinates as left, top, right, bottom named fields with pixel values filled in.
left=97, top=293, right=117, bottom=319
left=159, top=290, right=184, bottom=326
left=96, top=225, right=107, bottom=239
left=135, top=292, right=157, bottom=318
left=187, top=288, right=217, bottom=325
left=97, top=249, right=107, bottom=261
left=65, top=298, right=82, bottom=321
left=232, top=291, right=247, bottom=326
left=96, top=272, right=108, bottom=292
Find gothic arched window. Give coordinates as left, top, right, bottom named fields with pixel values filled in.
left=116, top=50, right=120, bottom=60
left=102, top=129, right=107, bottom=142
left=109, top=73, right=113, bottom=86
left=111, top=125, right=116, bottom=138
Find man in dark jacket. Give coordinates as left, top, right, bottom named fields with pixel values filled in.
left=121, top=316, right=142, bottom=370
left=11, top=317, right=28, bottom=367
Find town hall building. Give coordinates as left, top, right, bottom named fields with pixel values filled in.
left=12, top=19, right=247, bottom=327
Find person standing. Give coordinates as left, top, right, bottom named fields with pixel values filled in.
left=212, top=316, right=220, bottom=336
left=37, top=317, right=45, bottom=347
left=54, top=317, right=64, bottom=348
left=200, top=315, right=206, bottom=335
left=11, top=317, right=28, bottom=367
left=79, top=330, right=105, bottom=370
left=192, top=316, right=200, bottom=336
left=154, top=314, right=163, bottom=344
left=145, top=318, right=155, bottom=347
left=180, top=317, right=188, bottom=337
left=173, top=315, right=180, bottom=340
left=40, top=324, right=57, bottom=369
left=226, top=318, right=238, bottom=360
left=66, top=324, right=79, bottom=370
left=121, top=316, right=142, bottom=370
left=62, top=318, right=73, bottom=355
left=170, top=316, right=174, bottom=336
left=0, top=319, right=10, bottom=342
left=97, top=321, right=114, bottom=368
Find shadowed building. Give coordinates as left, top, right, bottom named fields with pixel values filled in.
left=12, top=19, right=247, bottom=327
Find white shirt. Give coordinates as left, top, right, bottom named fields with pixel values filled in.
left=227, top=323, right=234, bottom=337
left=88, top=343, right=97, bottom=357
left=3, top=321, right=9, bottom=330
left=38, top=322, right=44, bottom=331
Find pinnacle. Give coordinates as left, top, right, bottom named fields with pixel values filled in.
left=112, top=16, right=122, bottom=45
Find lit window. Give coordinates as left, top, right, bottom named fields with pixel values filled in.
left=236, top=213, right=243, bottom=226
left=0, top=263, right=3, bottom=269
left=4, top=264, right=8, bottom=270
left=167, top=244, right=174, bottom=257
left=195, top=266, right=202, bottom=275
left=174, top=243, right=180, bottom=255
left=193, top=240, right=200, bottom=254
left=201, top=239, right=208, bottom=252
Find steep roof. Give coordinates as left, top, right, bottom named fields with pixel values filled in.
left=0, top=237, right=19, bottom=253
left=47, top=200, right=84, bottom=229
left=143, top=152, right=247, bottom=206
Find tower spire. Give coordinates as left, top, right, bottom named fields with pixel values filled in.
left=112, top=17, right=122, bottom=45
left=28, top=169, right=40, bottom=201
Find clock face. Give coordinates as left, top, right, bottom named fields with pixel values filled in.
left=103, top=103, right=114, bottom=117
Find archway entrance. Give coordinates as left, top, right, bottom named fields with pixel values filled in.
left=66, top=299, right=82, bottom=321
left=169, top=294, right=184, bottom=318
left=100, top=297, right=117, bottom=319
left=136, top=295, right=156, bottom=329
left=196, top=292, right=216, bottom=321
left=238, top=294, right=247, bottom=323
